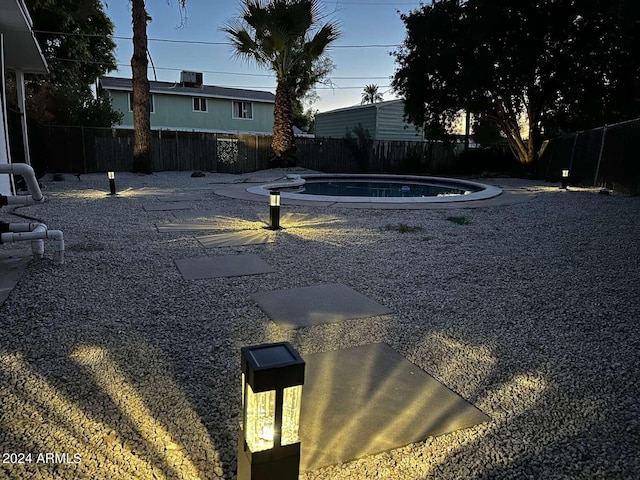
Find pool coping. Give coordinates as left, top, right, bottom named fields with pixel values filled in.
left=246, top=174, right=503, bottom=204
left=214, top=174, right=539, bottom=210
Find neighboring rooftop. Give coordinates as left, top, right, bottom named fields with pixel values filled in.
left=99, top=76, right=275, bottom=104
left=317, top=99, right=404, bottom=115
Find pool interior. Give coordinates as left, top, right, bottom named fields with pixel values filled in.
left=298, top=180, right=479, bottom=198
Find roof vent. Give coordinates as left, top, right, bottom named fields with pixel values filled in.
left=180, top=70, right=203, bottom=87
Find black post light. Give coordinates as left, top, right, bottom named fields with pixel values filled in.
left=269, top=190, right=281, bottom=230
left=108, top=171, right=117, bottom=195
left=561, top=169, right=569, bottom=189
left=238, top=342, right=305, bottom=480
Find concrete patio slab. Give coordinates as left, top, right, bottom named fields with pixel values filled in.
left=174, top=254, right=274, bottom=280
left=156, top=222, right=222, bottom=233
left=143, top=202, right=191, bottom=211
left=173, top=210, right=269, bottom=232
left=155, top=194, right=203, bottom=202
left=0, top=248, right=31, bottom=306
left=276, top=212, right=344, bottom=228
left=173, top=210, right=219, bottom=220
left=197, top=230, right=275, bottom=248
left=251, top=283, right=392, bottom=329
left=300, top=343, right=490, bottom=471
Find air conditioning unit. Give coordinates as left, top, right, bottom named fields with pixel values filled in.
left=180, top=70, right=203, bottom=86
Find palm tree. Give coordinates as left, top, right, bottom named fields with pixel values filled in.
left=224, top=0, right=339, bottom=167
left=131, top=0, right=152, bottom=173
left=361, top=84, right=383, bottom=104
left=131, top=0, right=186, bottom=174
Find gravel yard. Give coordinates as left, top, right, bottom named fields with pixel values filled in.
left=0, top=170, right=638, bottom=480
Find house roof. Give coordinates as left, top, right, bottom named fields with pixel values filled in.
left=0, top=0, right=48, bottom=73
left=100, top=76, right=275, bottom=104
left=317, top=99, right=404, bottom=116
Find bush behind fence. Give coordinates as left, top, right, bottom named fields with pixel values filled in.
left=27, top=125, right=462, bottom=176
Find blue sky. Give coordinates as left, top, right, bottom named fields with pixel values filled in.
left=103, top=0, right=427, bottom=112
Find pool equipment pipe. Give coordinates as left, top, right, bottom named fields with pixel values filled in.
left=0, top=163, right=65, bottom=264
left=0, top=163, right=44, bottom=205
left=0, top=222, right=64, bottom=264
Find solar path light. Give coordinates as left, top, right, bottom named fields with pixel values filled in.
left=269, top=190, right=281, bottom=230
left=108, top=171, right=116, bottom=195
left=238, top=342, right=305, bottom=480
left=561, top=169, right=569, bottom=189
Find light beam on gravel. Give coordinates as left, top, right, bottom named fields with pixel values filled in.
left=70, top=345, right=206, bottom=479
left=0, top=352, right=158, bottom=478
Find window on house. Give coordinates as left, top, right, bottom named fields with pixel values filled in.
left=128, top=92, right=155, bottom=113
left=193, top=97, right=207, bottom=112
left=232, top=101, right=253, bottom=119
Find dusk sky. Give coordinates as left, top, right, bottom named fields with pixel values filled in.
left=103, top=0, right=427, bottom=113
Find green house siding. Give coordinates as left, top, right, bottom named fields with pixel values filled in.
left=108, top=90, right=274, bottom=134
left=315, top=100, right=424, bottom=141
left=376, top=101, right=424, bottom=141
left=315, top=107, right=377, bottom=138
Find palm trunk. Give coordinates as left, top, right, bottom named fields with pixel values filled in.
left=271, top=77, right=296, bottom=167
left=131, top=0, right=152, bottom=174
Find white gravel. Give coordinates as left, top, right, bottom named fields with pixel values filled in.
left=0, top=170, right=638, bottom=480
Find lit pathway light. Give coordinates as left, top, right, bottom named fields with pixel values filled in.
left=238, top=342, right=305, bottom=480
left=108, top=171, right=117, bottom=195
left=561, top=169, right=569, bottom=190
left=269, top=190, right=281, bottom=230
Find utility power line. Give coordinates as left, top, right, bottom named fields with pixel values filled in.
left=51, top=58, right=393, bottom=84
left=33, top=30, right=401, bottom=49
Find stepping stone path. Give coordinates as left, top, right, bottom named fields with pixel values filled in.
left=174, top=254, right=274, bottom=280
left=143, top=201, right=191, bottom=211
left=250, top=283, right=392, bottom=330
left=197, top=231, right=275, bottom=248
left=155, top=197, right=489, bottom=471
left=300, top=343, right=490, bottom=471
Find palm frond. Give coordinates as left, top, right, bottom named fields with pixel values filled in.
left=305, top=22, right=340, bottom=58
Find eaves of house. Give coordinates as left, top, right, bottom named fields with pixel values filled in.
left=99, top=76, right=275, bottom=104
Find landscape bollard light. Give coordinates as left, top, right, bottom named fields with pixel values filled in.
left=238, top=342, right=305, bottom=480
left=561, top=169, right=569, bottom=189
left=108, top=171, right=117, bottom=195
left=269, top=190, right=281, bottom=230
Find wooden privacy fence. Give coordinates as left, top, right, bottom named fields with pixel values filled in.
left=27, top=125, right=459, bottom=175
left=538, top=117, right=640, bottom=194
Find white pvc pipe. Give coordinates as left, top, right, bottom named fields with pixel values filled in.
left=0, top=164, right=65, bottom=264
left=1, top=221, right=65, bottom=266
left=0, top=163, right=44, bottom=202
left=6, top=222, right=45, bottom=259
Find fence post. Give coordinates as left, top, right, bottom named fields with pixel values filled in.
left=567, top=132, right=579, bottom=173
left=593, top=125, right=608, bottom=186
left=158, top=130, right=163, bottom=171
left=175, top=130, right=179, bottom=170
left=80, top=126, right=87, bottom=174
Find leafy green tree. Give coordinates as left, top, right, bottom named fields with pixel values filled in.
left=361, top=84, right=383, bottom=104
left=19, top=0, right=120, bottom=126
left=224, top=0, right=339, bottom=167
left=289, top=55, right=334, bottom=132
left=291, top=100, right=318, bottom=132
left=392, top=0, right=640, bottom=167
